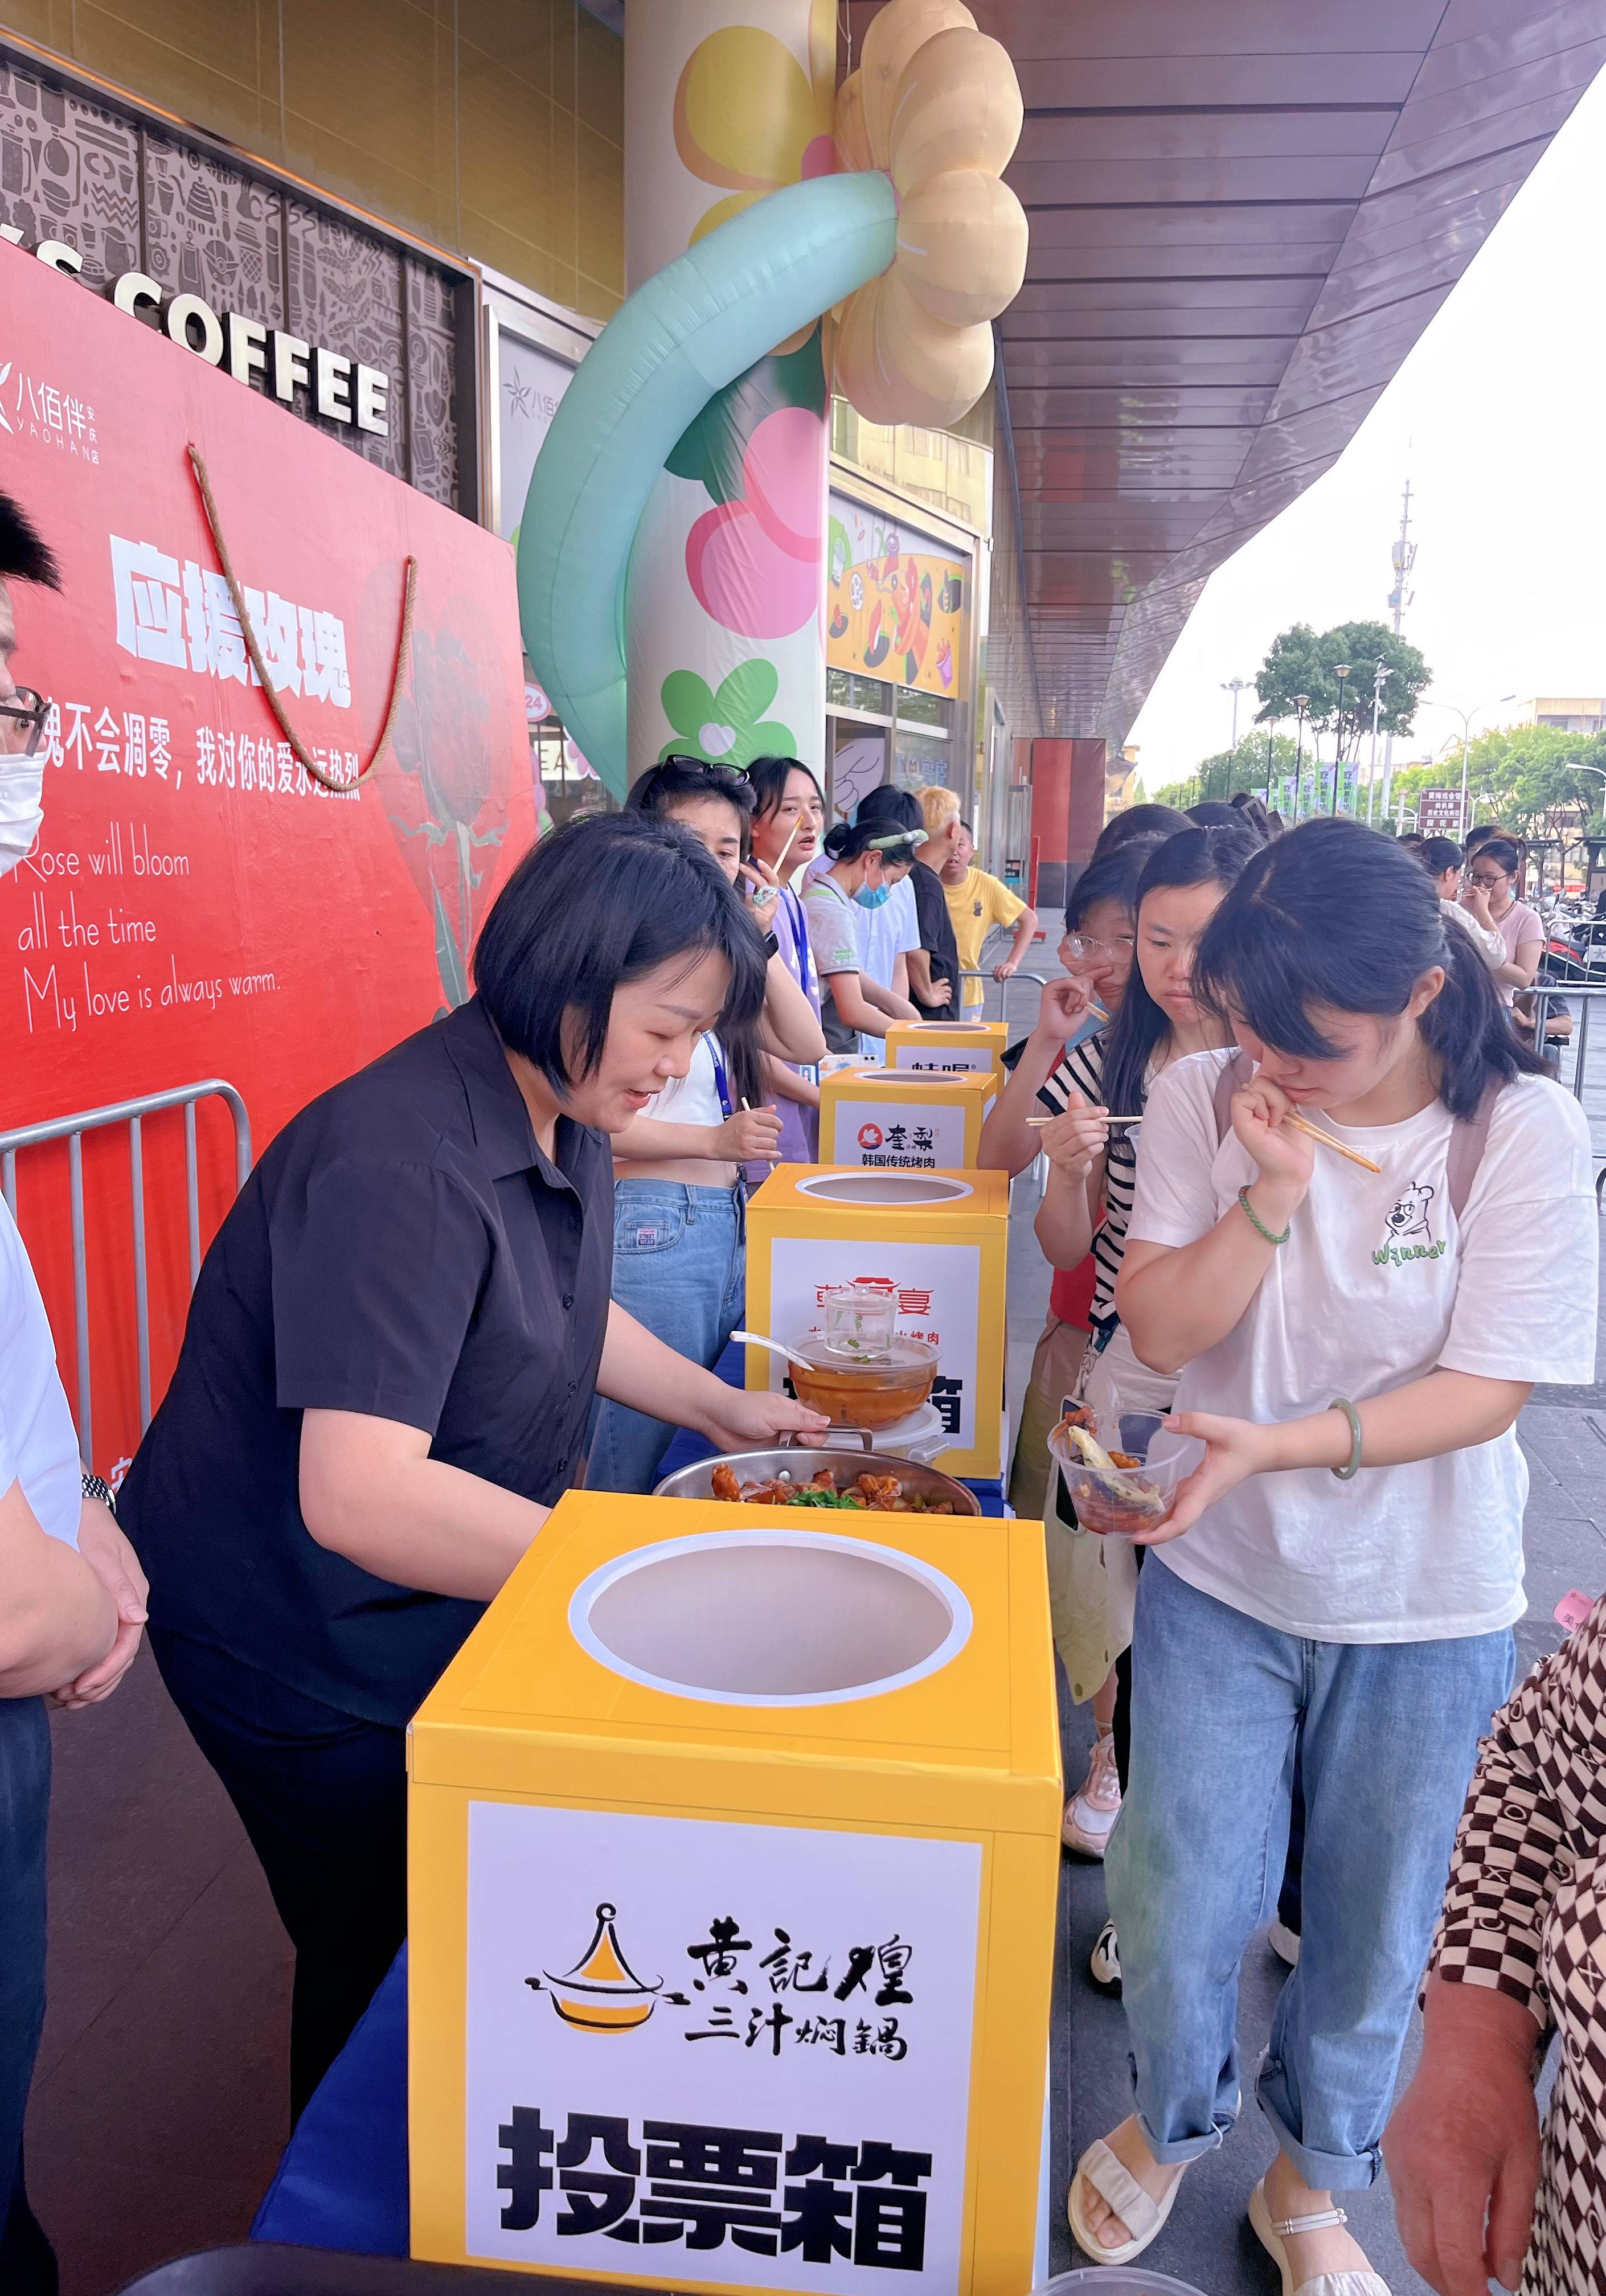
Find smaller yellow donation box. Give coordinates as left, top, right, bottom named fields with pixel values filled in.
left=745, top=1167, right=1010, bottom=1479
left=818, top=1068, right=995, bottom=1171
left=884, top=1023, right=1007, bottom=1081
left=408, top=1492, right=1060, bottom=2296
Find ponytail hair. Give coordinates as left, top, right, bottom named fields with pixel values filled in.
left=824, top=817, right=922, bottom=867
left=1194, top=817, right=1545, bottom=1118
left=1101, top=825, right=1260, bottom=1120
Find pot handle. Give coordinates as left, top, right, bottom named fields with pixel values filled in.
left=785, top=1426, right=875, bottom=1453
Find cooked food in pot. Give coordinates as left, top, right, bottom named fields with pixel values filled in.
left=708, top=1461, right=955, bottom=1513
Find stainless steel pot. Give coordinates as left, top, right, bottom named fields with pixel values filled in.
left=652, top=1429, right=981, bottom=1515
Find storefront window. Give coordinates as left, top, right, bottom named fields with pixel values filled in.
left=826, top=667, right=894, bottom=717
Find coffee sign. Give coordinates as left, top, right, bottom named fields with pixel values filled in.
left=2, top=227, right=390, bottom=438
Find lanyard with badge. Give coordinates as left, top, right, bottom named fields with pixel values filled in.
left=703, top=1034, right=734, bottom=1119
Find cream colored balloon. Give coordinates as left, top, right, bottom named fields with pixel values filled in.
left=895, top=169, right=1028, bottom=327
left=877, top=269, right=995, bottom=425
left=888, top=27, right=1023, bottom=193
left=833, top=67, right=874, bottom=173
left=832, top=276, right=899, bottom=420
left=859, top=0, right=976, bottom=168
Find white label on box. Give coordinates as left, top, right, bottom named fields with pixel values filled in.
left=831, top=1096, right=966, bottom=1170
left=892, top=1044, right=993, bottom=1076
left=767, top=1237, right=980, bottom=1453
left=465, top=1804, right=982, bottom=2295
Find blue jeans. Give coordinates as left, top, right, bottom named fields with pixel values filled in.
left=1106, top=1556, right=1514, bottom=2191
left=589, top=1180, right=746, bottom=1495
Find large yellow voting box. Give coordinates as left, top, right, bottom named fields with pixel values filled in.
left=884, top=1023, right=1007, bottom=1081
left=818, top=1068, right=995, bottom=1172
left=745, top=1167, right=1010, bottom=1479
left=409, top=1491, right=1061, bottom=2296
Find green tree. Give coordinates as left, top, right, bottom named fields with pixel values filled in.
left=1153, top=731, right=1302, bottom=811
left=1253, top=621, right=1431, bottom=762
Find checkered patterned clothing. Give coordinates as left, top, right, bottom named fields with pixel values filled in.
left=1431, top=1597, right=1606, bottom=2294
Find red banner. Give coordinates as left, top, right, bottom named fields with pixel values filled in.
left=1, top=245, right=534, bottom=1478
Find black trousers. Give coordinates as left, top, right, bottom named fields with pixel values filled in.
left=0, top=1697, right=58, bottom=2296
left=149, top=1631, right=408, bottom=2122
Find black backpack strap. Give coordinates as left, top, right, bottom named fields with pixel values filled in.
left=1446, top=1082, right=1503, bottom=1224
left=1211, top=1046, right=1253, bottom=1145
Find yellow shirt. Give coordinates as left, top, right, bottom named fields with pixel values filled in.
left=944, top=867, right=1027, bottom=1006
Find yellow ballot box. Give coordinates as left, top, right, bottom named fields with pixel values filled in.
left=883, top=1023, right=1007, bottom=1081
left=817, top=1068, right=995, bottom=1172
left=408, top=1491, right=1060, bottom=2296
left=745, top=1167, right=1009, bottom=1479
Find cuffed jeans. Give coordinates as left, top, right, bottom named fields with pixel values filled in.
left=589, top=1180, right=746, bottom=1495
left=1106, top=1555, right=1514, bottom=2191
left=0, top=1698, right=56, bottom=2294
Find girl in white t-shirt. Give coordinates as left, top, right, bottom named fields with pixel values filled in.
left=1069, top=818, right=1598, bottom=2290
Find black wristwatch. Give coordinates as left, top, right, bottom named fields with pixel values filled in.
left=761, top=929, right=780, bottom=959
left=81, top=1470, right=116, bottom=1514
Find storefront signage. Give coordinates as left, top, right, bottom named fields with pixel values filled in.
left=2, top=226, right=390, bottom=436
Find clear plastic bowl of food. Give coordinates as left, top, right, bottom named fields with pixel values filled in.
left=784, top=1332, right=939, bottom=1429
left=1047, top=1407, right=1182, bottom=1538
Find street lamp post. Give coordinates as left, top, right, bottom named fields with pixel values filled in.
left=1222, top=676, right=1251, bottom=755
left=1330, top=664, right=1351, bottom=813
left=1366, top=663, right=1391, bottom=826
left=1421, top=694, right=1516, bottom=838
left=1292, top=694, right=1310, bottom=819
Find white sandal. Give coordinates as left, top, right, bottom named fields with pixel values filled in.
left=1067, top=2131, right=1185, bottom=2265
left=1248, top=2178, right=1391, bottom=2296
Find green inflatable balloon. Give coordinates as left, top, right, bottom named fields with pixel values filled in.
left=516, top=171, right=899, bottom=799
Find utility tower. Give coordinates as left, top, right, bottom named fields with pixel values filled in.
left=1379, top=479, right=1416, bottom=825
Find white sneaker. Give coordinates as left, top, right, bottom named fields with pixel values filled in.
left=1062, top=1730, right=1121, bottom=1859
left=1089, top=1918, right=1121, bottom=1992
left=1268, top=1918, right=1301, bottom=1967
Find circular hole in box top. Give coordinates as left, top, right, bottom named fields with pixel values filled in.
left=570, top=1530, right=972, bottom=1707
left=795, top=1171, right=973, bottom=1206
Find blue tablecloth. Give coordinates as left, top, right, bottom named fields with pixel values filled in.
left=253, top=1347, right=1006, bottom=2256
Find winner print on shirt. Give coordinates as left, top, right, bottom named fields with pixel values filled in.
left=1374, top=1180, right=1445, bottom=1268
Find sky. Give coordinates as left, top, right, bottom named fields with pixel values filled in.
left=1124, top=65, right=1606, bottom=794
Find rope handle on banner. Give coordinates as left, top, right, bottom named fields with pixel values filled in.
left=186, top=442, right=417, bottom=793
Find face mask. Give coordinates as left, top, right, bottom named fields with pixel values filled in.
left=854, top=882, right=891, bottom=909
left=0, top=756, right=44, bottom=879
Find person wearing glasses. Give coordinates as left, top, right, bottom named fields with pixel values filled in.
left=0, top=489, right=153, bottom=2294
left=1461, top=836, right=1543, bottom=1008
left=0, top=493, right=56, bottom=877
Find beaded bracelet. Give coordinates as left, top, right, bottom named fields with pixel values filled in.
left=1236, top=1185, right=1290, bottom=1247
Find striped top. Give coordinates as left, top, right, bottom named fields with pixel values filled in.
left=1038, top=1033, right=1134, bottom=1323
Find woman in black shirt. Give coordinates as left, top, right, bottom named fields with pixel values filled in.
left=121, top=815, right=825, bottom=2116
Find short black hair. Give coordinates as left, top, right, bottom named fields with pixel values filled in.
left=1462, top=821, right=1505, bottom=853
left=0, top=493, right=61, bottom=589
left=1091, top=802, right=1190, bottom=861
left=626, top=756, right=755, bottom=821
left=1186, top=800, right=1246, bottom=829
left=472, top=814, right=767, bottom=1096
left=1419, top=836, right=1462, bottom=876
left=1064, top=835, right=1163, bottom=934
left=856, top=784, right=923, bottom=836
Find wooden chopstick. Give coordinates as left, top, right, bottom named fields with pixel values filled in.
left=771, top=812, right=804, bottom=876
left=1281, top=1109, right=1382, bottom=1174
left=1026, top=1113, right=1142, bottom=1128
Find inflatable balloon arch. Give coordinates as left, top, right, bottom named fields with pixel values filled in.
left=517, top=0, right=1028, bottom=803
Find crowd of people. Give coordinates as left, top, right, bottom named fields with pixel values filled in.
left=2, top=473, right=1605, bottom=2296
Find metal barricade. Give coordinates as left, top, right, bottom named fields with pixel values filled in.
left=0, top=1080, right=251, bottom=1464
left=954, top=966, right=1050, bottom=1037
